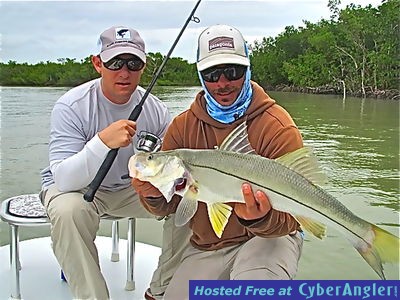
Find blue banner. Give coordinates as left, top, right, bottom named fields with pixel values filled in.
left=189, top=280, right=399, bottom=299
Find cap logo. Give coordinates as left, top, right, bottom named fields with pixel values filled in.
left=208, top=36, right=234, bottom=52
left=115, top=28, right=131, bottom=40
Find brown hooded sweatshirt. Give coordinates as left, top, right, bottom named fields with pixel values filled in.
left=140, top=81, right=303, bottom=250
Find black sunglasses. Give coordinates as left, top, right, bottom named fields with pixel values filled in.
left=200, top=65, right=247, bottom=83
left=102, top=56, right=145, bottom=72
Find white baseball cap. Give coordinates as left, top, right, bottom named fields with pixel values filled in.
left=196, top=24, right=250, bottom=71
left=98, top=26, right=146, bottom=63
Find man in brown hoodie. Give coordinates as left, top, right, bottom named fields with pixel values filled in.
left=132, top=24, right=304, bottom=300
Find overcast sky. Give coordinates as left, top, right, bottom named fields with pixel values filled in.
left=0, top=0, right=382, bottom=64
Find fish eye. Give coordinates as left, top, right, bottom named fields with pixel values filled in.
left=147, top=154, right=153, bottom=160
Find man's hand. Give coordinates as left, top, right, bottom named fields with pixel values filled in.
left=131, top=178, right=163, bottom=198
left=98, top=120, right=136, bottom=149
left=234, top=183, right=272, bottom=220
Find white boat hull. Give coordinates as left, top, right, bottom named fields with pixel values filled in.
left=0, top=236, right=161, bottom=300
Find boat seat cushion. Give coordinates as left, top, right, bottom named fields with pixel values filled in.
left=6, top=194, right=47, bottom=218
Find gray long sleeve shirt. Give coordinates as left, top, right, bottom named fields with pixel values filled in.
left=41, top=78, right=171, bottom=192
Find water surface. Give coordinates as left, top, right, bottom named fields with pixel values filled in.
left=0, top=86, right=398, bottom=279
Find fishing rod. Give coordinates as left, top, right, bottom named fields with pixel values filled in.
left=84, top=0, right=202, bottom=202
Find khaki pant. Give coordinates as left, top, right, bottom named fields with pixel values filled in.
left=164, top=233, right=303, bottom=300
left=41, top=184, right=191, bottom=300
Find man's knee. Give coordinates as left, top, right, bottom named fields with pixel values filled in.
left=47, top=192, right=97, bottom=223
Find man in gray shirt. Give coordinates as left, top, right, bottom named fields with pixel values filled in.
left=40, top=25, right=189, bottom=300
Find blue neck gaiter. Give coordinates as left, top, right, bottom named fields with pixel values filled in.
left=199, top=67, right=253, bottom=124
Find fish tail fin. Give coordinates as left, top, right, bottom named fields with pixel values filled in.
left=356, top=224, right=399, bottom=280
left=207, top=203, right=232, bottom=238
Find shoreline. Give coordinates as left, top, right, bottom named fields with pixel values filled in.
left=264, top=84, right=400, bottom=100
left=1, top=84, right=399, bottom=100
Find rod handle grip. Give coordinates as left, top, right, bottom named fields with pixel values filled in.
left=83, top=148, right=119, bottom=202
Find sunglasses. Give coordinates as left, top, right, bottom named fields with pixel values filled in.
left=102, top=56, right=145, bottom=71
left=200, top=65, right=247, bottom=83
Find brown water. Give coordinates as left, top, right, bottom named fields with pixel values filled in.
left=0, top=86, right=399, bottom=279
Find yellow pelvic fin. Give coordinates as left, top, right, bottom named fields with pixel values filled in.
left=207, top=203, right=233, bottom=238
left=295, top=215, right=327, bottom=240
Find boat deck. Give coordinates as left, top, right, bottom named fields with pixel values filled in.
left=0, top=236, right=161, bottom=300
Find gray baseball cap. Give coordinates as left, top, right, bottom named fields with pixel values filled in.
left=98, top=26, right=146, bottom=63
left=196, top=24, right=249, bottom=71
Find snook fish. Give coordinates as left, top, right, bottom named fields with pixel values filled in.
left=128, top=122, right=399, bottom=280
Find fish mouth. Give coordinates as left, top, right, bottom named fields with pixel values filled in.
left=174, top=178, right=187, bottom=192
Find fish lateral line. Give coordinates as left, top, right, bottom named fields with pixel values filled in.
left=185, top=161, right=372, bottom=242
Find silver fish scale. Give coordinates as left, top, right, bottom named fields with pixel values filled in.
left=147, top=149, right=396, bottom=279
left=173, top=148, right=368, bottom=234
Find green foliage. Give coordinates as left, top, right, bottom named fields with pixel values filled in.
left=1, top=0, right=398, bottom=97
left=0, top=54, right=198, bottom=87
left=0, top=58, right=99, bottom=87
left=142, top=53, right=199, bottom=86
left=249, top=0, right=399, bottom=96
